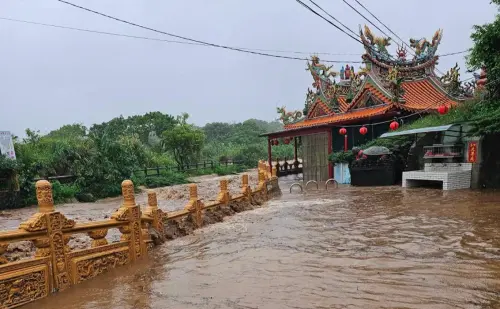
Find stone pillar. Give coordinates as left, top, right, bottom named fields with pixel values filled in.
left=272, top=166, right=277, bottom=177
left=144, top=190, right=166, bottom=244
left=112, top=180, right=143, bottom=262
left=217, top=179, right=231, bottom=204
left=241, top=174, right=252, bottom=199
left=30, top=181, right=72, bottom=291
left=184, top=184, right=203, bottom=228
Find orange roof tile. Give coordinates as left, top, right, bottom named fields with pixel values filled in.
left=337, top=96, right=349, bottom=112
left=347, top=83, right=392, bottom=111
left=401, top=79, right=458, bottom=111
left=284, top=105, right=392, bottom=129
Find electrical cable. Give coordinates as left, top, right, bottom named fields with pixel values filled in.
left=350, top=0, right=416, bottom=55
left=306, top=0, right=358, bottom=37
left=341, top=0, right=402, bottom=50
left=54, top=0, right=367, bottom=63
left=0, top=17, right=365, bottom=58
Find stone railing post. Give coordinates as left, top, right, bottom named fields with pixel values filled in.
left=111, top=180, right=143, bottom=262
left=184, top=184, right=203, bottom=228
left=241, top=174, right=252, bottom=199
left=19, top=180, right=75, bottom=291
left=143, top=190, right=166, bottom=245
left=272, top=166, right=277, bottom=178
left=216, top=179, right=231, bottom=205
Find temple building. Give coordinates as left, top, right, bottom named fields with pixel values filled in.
left=262, top=25, right=474, bottom=182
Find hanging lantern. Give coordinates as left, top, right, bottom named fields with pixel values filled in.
left=437, top=105, right=448, bottom=115
left=359, top=126, right=368, bottom=135
left=339, top=128, right=347, bottom=135
left=274, top=139, right=279, bottom=146
left=389, top=121, right=399, bottom=131
left=284, top=138, right=290, bottom=145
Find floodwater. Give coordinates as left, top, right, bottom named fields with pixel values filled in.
left=24, top=179, right=500, bottom=309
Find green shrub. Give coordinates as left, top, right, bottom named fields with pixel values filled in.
left=51, top=181, right=79, bottom=203
left=144, top=171, right=188, bottom=188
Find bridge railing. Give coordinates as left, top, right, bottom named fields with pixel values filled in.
left=0, top=162, right=280, bottom=308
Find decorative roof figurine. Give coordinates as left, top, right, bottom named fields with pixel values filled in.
left=345, top=65, right=351, bottom=80
left=387, top=66, right=405, bottom=103
left=396, top=46, right=407, bottom=61
left=440, top=63, right=462, bottom=97
left=409, top=29, right=443, bottom=61
left=363, top=25, right=391, bottom=56
left=340, top=66, right=345, bottom=80
left=277, top=106, right=303, bottom=125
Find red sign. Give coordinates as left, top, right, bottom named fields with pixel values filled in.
left=468, top=141, right=478, bottom=163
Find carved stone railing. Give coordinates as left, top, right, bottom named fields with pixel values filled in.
left=0, top=163, right=280, bottom=308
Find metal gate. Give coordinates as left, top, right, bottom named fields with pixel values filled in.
left=302, top=133, right=329, bottom=183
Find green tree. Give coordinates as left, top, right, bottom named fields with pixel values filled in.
left=466, top=0, right=500, bottom=134
left=162, top=114, right=205, bottom=168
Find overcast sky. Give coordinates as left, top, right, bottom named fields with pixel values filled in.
left=1, top=0, right=497, bottom=136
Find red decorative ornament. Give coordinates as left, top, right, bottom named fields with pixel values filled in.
left=437, top=105, right=448, bottom=115
left=359, top=126, right=368, bottom=135
left=390, top=121, right=399, bottom=131
left=284, top=138, right=290, bottom=145
left=274, top=140, right=279, bottom=146
left=339, top=128, right=347, bottom=135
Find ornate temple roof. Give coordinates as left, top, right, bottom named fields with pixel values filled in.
left=278, top=25, right=470, bottom=130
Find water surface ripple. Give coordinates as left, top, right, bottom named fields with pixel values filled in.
left=26, top=182, right=500, bottom=309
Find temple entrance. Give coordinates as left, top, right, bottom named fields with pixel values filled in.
left=302, top=132, right=330, bottom=183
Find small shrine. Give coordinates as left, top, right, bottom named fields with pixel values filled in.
left=262, top=25, right=476, bottom=183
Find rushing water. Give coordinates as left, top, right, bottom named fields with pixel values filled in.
left=25, top=181, right=500, bottom=309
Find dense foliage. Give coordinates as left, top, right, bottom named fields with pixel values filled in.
left=466, top=0, right=500, bottom=135
left=2, top=111, right=290, bottom=207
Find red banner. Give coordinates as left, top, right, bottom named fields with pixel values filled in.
left=468, top=141, right=478, bottom=163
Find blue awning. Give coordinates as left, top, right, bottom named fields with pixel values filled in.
left=379, top=124, right=456, bottom=138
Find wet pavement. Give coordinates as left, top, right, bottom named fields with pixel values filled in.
left=22, top=179, right=500, bottom=308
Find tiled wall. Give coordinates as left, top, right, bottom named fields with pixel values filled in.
left=402, top=164, right=472, bottom=191
left=424, top=163, right=473, bottom=172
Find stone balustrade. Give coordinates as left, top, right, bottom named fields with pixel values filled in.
left=0, top=163, right=280, bottom=308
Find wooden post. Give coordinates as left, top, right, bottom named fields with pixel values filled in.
left=328, top=129, right=333, bottom=179
left=268, top=138, right=272, bottom=173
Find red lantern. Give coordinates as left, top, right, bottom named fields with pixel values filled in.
left=274, top=140, right=279, bottom=146
left=284, top=138, right=290, bottom=145
left=437, top=105, right=448, bottom=115
left=339, top=128, right=347, bottom=135
left=390, top=121, right=399, bottom=131
left=359, top=126, right=368, bottom=135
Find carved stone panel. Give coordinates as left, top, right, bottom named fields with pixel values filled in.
left=0, top=264, right=50, bottom=308
left=70, top=246, right=130, bottom=284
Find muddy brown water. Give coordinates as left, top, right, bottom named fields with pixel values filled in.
left=19, top=178, right=500, bottom=308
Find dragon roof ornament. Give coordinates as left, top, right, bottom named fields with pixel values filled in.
left=360, top=25, right=443, bottom=66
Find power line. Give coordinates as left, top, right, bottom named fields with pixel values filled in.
left=54, top=0, right=366, bottom=64
left=0, top=17, right=365, bottom=58
left=351, top=0, right=415, bottom=55
left=438, top=50, right=469, bottom=57
left=306, top=0, right=358, bottom=37
left=294, top=0, right=366, bottom=46
left=341, top=0, right=402, bottom=50
left=295, top=0, right=403, bottom=63
left=1, top=14, right=466, bottom=62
